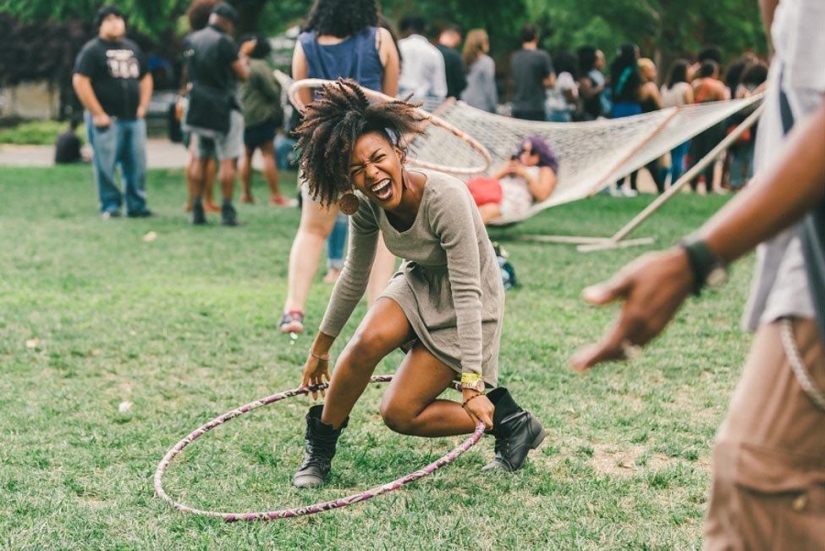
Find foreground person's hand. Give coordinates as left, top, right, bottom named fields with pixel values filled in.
left=571, top=248, right=695, bottom=371
left=462, top=390, right=494, bottom=430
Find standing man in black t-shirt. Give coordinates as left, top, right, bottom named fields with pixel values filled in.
left=509, top=23, right=555, bottom=121
left=182, top=3, right=253, bottom=226
left=72, top=5, right=153, bottom=219
left=436, top=25, right=467, bottom=100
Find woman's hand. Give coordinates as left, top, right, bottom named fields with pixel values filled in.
left=301, top=353, right=331, bottom=400
left=462, top=390, right=494, bottom=430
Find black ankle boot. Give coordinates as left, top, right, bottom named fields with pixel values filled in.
left=482, top=388, right=545, bottom=472
left=293, top=405, right=348, bottom=488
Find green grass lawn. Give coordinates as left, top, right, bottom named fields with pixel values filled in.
left=0, top=166, right=753, bottom=549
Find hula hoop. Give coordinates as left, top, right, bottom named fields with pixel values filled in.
left=287, top=78, right=492, bottom=175
left=154, top=375, right=484, bottom=522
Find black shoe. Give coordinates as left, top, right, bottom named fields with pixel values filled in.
left=220, top=202, right=239, bottom=226
left=101, top=210, right=121, bottom=220
left=191, top=202, right=207, bottom=225
left=482, top=388, right=546, bottom=472
left=293, top=405, right=347, bottom=488
left=127, top=209, right=154, bottom=218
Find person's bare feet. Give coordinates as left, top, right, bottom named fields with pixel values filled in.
left=204, top=201, right=221, bottom=213
left=269, top=195, right=297, bottom=207
left=183, top=200, right=192, bottom=212
left=323, top=268, right=342, bottom=284
left=240, top=194, right=255, bottom=204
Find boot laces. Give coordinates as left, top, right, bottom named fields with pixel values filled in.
left=299, top=439, right=336, bottom=471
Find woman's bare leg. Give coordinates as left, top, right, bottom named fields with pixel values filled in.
left=258, top=141, right=282, bottom=202
left=380, top=343, right=476, bottom=436
left=320, top=298, right=414, bottom=429
left=478, top=203, right=503, bottom=224
left=239, top=145, right=255, bottom=203
left=283, top=198, right=338, bottom=314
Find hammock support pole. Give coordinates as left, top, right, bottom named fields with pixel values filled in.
left=577, top=103, right=765, bottom=253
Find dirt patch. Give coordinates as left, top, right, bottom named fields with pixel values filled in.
left=590, top=444, right=675, bottom=477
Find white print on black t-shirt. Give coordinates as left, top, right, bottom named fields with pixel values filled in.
left=106, top=50, right=140, bottom=79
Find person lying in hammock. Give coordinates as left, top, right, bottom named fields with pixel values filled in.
left=467, top=135, right=559, bottom=224
left=291, top=79, right=545, bottom=488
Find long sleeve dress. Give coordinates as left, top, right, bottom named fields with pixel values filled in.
left=319, top=169, right=504, bottom=386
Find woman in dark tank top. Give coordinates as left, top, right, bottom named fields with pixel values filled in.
left=278, top=0, right=401, bottom=335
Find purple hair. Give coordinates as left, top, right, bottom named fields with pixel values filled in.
left=521, top=136, right=559, bottom=172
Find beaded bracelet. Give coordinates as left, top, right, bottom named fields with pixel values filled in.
left=310, top=351, right=330, bottom=362
left=461, top=393, right=485, bottom=409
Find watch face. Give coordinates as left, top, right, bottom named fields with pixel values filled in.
left=463, top=380, right=485, bottom=392
left=706, top=266, right=728, bottom=288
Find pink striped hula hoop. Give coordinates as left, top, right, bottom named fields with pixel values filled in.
left=287, top=78, right=492, bottom=176
left=154, top=375, right=484, bottom=522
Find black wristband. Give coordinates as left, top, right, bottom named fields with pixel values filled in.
left=678, top=237, right=727, bottom=296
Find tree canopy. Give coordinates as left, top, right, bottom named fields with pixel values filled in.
left=1, top=0, right=768, bottom=88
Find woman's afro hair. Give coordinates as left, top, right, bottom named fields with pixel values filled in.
left=294, top=79, right=428, bottom=207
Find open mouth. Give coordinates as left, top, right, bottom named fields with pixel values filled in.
left=370, top=178, right=393, bottom=201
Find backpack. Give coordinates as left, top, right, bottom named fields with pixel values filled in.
left=492, top=242, right=517, bottom=290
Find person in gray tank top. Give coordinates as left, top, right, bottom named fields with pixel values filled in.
left=289, top=79, right=546, bottom=489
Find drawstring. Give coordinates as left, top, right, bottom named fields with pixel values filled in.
left=780, top=318, right=825, bottom=412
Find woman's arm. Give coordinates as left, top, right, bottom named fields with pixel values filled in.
left=303, top=203, right=380, bottom=393
left=490, top=160, right=515, bottom=180
left=578, top=76, right=597, bottom=100
left=377, top=27, right=400, bottom=97
left=291, top=41, right=312, bottom=110
left=683, top=83, right=694, bottom=105
left=640, top=81, right=663, bottom=109
left=318, top=204, right=380, bottom=342
left=526, top=166, right=557, bottom=202
left=429, top=183, right=485, bottom=378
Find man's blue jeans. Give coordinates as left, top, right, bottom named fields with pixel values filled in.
left=85, top=113, right=148, bottom=215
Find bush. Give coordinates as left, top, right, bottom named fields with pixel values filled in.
left=0, top=120, right=84, bottom=145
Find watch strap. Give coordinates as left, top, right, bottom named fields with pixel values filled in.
left=679, top=237, right=726, bottom=296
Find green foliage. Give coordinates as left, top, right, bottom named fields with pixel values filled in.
left=1, top=0, right=768, bottom=72
left=0, top=120, right=83, bottom=145
left=2, top=0, right=190, bottom=40
left=0, top=165, right=755, bottom=548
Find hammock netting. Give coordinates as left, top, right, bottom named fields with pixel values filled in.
left=410, top=95, right=763, bottom=225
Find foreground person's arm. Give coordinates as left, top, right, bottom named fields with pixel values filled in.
left=572, top=98, right=825, bottom=370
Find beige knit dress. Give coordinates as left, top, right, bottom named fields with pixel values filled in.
left=319, top=169, right=504, bottom=386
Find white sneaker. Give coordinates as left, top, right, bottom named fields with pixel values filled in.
left=621, top=188, right=638, bottom=197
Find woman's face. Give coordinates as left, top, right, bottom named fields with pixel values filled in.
left=518, top=140, right=540, bottom=167
left=349, top=131, right=405, bottom=211
left=595, top=50, right=605, bottom=70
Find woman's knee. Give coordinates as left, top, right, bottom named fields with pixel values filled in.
left=298, top=202, right=336, bottom=237
left=344, top=326, right=396, bottom=365
left=379, top=398, right=417, bottom=435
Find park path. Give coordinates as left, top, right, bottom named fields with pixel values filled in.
left=0, top=138, right=186, bottom=168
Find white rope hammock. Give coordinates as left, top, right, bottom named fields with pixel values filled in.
left=411, top=95, right=763, bottom=228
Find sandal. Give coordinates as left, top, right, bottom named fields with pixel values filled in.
left=279, top=310, right=305, bottom=334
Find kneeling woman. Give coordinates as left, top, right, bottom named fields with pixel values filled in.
left=292, top=79, right=545, bottom=488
